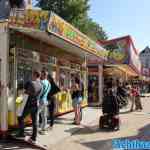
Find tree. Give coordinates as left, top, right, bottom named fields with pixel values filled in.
left=79, top=17, right=108, bottom=40
left=36, top=0, right=108, bottom=41
left=36, top=0, right=89, bottom=23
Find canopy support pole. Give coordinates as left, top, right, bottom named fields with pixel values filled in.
left=0, top=20, right=9, bottom=138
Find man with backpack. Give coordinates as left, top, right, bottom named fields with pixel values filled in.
left=17, top=70, right=43, bottom=144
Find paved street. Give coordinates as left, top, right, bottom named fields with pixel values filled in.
left=51, top=97, right=150, bottom=150
left=0, top=97, right=150, bottom=150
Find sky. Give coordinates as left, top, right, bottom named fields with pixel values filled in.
left=32, top=0, right=150, bottom=51
left=88, top=0, right=150, bottom=51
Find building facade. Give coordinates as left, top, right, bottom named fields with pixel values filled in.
left=139, top=46, right=150, bottom=92
left=140, top=46, right=150, bottom=69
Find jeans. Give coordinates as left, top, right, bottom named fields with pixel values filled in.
left=37, top=102, right=48, bottom=130
left=48, top=99, right=55, bottom=127
left=18, top=101, right=38, bottom=141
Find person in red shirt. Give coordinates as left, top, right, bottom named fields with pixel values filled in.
left=130, top=83, right=143, bottom=111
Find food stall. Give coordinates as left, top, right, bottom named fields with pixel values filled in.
left=88, top=35, right=142, bottom=106
left=0, top=9, right=107, bottom=134
left=98, top=35, right=141, bottom=83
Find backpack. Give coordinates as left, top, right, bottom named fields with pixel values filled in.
left=47, top=81, right=60, bottom=100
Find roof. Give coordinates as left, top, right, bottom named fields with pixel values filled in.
left=98, top=35, right=139, bottom=55
left=140, top=46, right=150, bottom=55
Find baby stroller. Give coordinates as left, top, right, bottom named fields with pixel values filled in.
left=99, top=91, right=120, bottom=131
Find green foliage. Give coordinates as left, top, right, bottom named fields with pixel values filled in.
left=79, top=17, right=108, bottom=40
left=36, top=0, right=108, bottom=41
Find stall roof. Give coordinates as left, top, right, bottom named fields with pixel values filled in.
left=9, top=9, right=107, bottom=60
left=98, top=35, right=141, bottom=75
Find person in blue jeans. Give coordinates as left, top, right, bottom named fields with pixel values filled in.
left=37, top=70, right=51, bottom=135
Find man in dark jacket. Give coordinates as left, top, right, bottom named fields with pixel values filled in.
left=47, top=74, right=60, bottom=129
left=17, top=70, right=42, bottom=144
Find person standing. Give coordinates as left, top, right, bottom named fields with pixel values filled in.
left=17, top=70, right=43, bottom=144
left=47, top=74, right=60, bottom=129
left=130, top=83, right=143, bottom=111
left=71, top=77, right=83, bottom=125
left=38, top=70, right=51, bottom=135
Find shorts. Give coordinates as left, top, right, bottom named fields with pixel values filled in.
left=72, top=97, right=83, bottom=107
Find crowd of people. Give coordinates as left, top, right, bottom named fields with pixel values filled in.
left=13, top=69, right=84, bottom=144
left=101, top=78, right=143, bottom=130
left=0, top=74, right=145, bottom=140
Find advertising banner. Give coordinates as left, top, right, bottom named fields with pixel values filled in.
left=101, top=38, right=129, bottom=64
left=99, top=36, right=141, bottom=74
left=47, top=12, right=107, bottom=59
left=9, top=9, right=49, bottom=31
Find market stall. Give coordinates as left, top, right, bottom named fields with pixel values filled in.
left=0, top=9, right=107, bottom=132
left=98, top=35, right=141, bottom=83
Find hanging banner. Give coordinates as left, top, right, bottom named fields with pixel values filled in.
left=47, top=12, right=108, bottom=59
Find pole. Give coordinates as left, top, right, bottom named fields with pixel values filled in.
left=98, top=64, right=103, bottom=106
left=0, top=20, right=9, bottom=137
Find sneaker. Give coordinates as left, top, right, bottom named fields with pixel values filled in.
left=27, top=138, right=37, bottom=145
left=39, top=130, right=48, bottom=135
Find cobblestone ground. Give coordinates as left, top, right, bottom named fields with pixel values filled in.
left=51, top=97, right=150, bottom=150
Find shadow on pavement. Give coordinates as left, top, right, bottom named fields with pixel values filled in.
left=0, top=140, right=38, bottom=150
left=79, top=123, right=150, bottom=150
left=54, top=117, right=74, bottom=125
